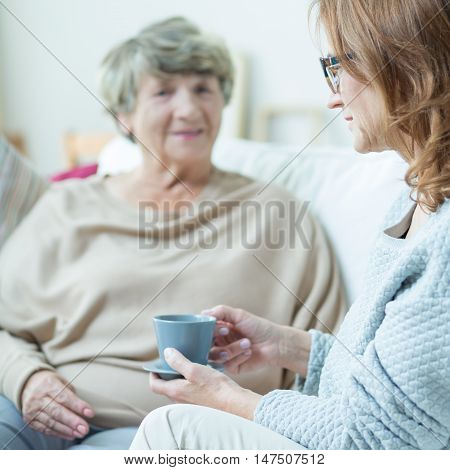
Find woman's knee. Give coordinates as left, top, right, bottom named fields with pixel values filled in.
left=140, top=404, right=191, bottom=431
left=135, top=404, right=201, bottom=449
left=0, top=395, right=27, bottom=449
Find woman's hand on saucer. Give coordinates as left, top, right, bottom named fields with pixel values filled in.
left=149, top=348, right=261, bottom=420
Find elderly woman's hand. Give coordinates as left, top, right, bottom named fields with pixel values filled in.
left=21, top=370, right=95, bottom=440
left=150, top=348, right=261, bottom=420
left=204, top=305, right=312, bottom=378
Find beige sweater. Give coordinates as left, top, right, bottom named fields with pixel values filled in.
left=0, top=167, right=346, bottom=428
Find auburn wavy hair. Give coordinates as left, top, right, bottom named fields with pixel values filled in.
left=310, top=0, right=450, bottom=212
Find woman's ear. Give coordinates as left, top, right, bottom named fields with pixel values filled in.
left=116, top=112, right=135, bottom=141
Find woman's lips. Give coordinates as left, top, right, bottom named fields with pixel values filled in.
left=172, top=130, right=202, bottom=140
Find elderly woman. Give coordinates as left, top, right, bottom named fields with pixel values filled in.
left=0, top=18, right=345, bottom=449
left=130, top=1, right=450, bottom=450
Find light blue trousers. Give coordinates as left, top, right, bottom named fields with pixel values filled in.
left=0, top=395, right=137, bottom=450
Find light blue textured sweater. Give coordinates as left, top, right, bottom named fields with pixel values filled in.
left=255, top=190, right=450, bottom=449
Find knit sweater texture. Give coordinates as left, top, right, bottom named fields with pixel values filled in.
left=255, top=190, right=450, bottom=449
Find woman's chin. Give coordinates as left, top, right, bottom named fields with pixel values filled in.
left=353, top=144, right=371, bottom=154
left=354, top=140, right=389, bottom=155
left=352, top=139, right=370, bottom=154
left=170, top=152, right=212, bottom=166
left=351, top=129, right=388, bottom=155
left=351, top=132, right=373, bottom=154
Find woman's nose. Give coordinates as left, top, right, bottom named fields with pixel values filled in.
left=327, top=91, right=343, bottom=110
left=173, top=91, right=200, bottom=119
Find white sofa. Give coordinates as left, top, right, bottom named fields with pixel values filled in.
left=99, top=137, right=408, bottom=304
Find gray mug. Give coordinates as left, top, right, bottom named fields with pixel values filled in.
left=153, top=314, right=216, bottom=371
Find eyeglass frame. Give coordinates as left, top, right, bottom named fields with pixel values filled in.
left=319, top=53, right=354, bottom=94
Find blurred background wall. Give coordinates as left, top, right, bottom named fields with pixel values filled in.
left=0, top=0, right=351, bottom=174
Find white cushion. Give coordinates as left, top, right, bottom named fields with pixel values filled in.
left=98, top=137, right=408, bottom=303
left=211, top=140, right=408, bottom=303
left=97, top=137, right=142, bottom=175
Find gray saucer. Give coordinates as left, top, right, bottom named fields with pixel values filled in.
left=142, top=358, right=224, bottom=380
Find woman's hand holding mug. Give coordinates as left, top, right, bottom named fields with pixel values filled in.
left=203, top=305, right=312, bottom=378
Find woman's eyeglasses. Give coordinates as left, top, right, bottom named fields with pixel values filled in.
left=319, top=54, right=353, bottom=94
left=319, top=55, right=342, bottom=94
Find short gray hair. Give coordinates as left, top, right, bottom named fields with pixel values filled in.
left=98, top=17, right=234, bottom=116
